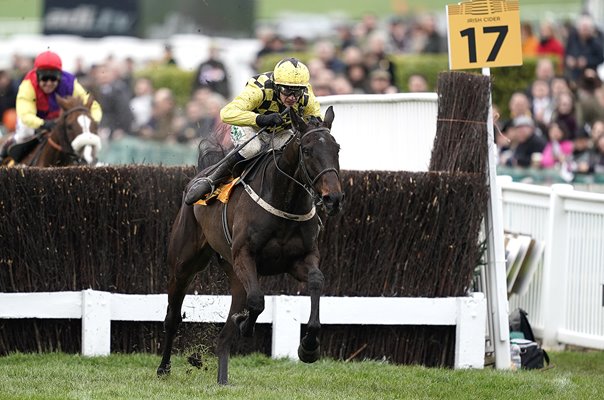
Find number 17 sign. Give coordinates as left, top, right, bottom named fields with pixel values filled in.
left=446, top=0, right=522, bottom=70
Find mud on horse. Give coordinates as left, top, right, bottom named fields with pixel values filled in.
left=157, top=106, right=343, bottom=384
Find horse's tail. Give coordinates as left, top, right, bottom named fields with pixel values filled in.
left=196, top=130, right=233, bottom=172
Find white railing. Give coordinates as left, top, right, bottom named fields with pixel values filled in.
left=319, top=93, right=438, bottom=172
left=0, top=290, right=486, bottom=369
left=499, top=176, right=604, bottom=350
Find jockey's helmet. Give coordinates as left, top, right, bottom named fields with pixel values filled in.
left=34, top=51, right=62, bottom=71
left=273, top=58, right=310, bottom=87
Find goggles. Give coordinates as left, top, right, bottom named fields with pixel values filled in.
left=37, top=70, right=61, bottom=83
left=278, top=85, right=305, bottom=97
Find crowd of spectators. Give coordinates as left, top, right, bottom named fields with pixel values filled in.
left=1, top=10, right=604, bottom=175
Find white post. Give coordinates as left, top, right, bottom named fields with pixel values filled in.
left=482, top=67, right=511, bottom=369
left=455, top=293, right=487, bottom=368
left=271, top=296, right=301, bottom=359
left=541, top=184, right=573, bottom=349
left=81, top=289, right=111, bottom=356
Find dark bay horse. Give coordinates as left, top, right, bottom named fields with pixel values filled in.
left=8, top=96, right=101, bottom=167
left=157, top=106, right=343, bottom=384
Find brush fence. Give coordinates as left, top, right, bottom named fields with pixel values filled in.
left=0, top=290, right=486, bottom=368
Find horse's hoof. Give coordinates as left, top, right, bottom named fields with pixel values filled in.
left=232, top=312, right=255, bottom=337
left=298, top=341, right=321, bottom=364
left=157, top=363, right=171, bottom=376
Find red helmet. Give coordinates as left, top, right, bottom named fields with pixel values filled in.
left=34, top=51, right=62, bottom=71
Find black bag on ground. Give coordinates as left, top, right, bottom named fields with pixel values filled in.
left=509, top=308, right=550, bottom=369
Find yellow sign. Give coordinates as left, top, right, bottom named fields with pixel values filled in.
left=446, top=0, right=522, bottom=70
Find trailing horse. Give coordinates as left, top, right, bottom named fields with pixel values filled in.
left=157, top=106, right=343, bottom=384
left=2, top=95, right=101, bottom=167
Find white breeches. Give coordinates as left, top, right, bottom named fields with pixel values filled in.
left=231, top=126, right=294, bottom=159
left=14, top=118, right=36, bottom=143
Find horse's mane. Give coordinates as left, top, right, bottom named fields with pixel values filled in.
left=196, top=131, right=233, bottom=172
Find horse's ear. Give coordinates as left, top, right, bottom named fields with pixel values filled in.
left=289, top=108, right=307, bottom=132
left=323, top=106, right=335, bottom=129
left=56, top=95, right=68, bottom=110
left=85, top=95, right=94, bottom=109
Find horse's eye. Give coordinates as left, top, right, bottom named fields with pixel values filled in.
left=302, top=148, right=311, bottom=156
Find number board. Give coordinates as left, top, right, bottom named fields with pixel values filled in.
left=446, top=0, right=522, bottom=70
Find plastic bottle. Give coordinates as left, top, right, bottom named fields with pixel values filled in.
left=510, top=343, right=522, bottom=370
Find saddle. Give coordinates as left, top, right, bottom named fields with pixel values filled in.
left=8, top=137, right=40, bottom=162
left=194, top=150, right=276, bottom=206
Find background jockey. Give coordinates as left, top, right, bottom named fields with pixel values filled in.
left=184, top=57, right=322, bottom=205
left=0, top=50, right=102, bottom=163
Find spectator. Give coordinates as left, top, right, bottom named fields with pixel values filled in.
left=334, top=23, right=357, bottom=51
left=575, top=68, right=604, bottom=127
left=508, top=116, right=547, bottom=168
left=129, top=77, right=154, bottom=132
left=139, top=88, right=179, bottom=142
left=367, top=69, right=398, bottom=94
left=345, top=63, right=369, bottom=94
left=501, top=91, right=532, bottom=132
left=571, top=127, right=593, bottom=173
left=388, top=18, right=409, bottom=54
left=550, top=75, right=572, bottom=98
left=418, top=14, right=444, bottom=54
left=590, top=119, right=604, bottom=142
left=313, top=40, right=347, bottom=75
left=521, top=22, right=539, bottom=56
left=564, top=14, right=604, bottom=82
left=364, top=32, right=397, bottom=87
left=529, top=79, right=554, bottom=126
left=541, top=120, right=574, bottom=168
left=162, top=44, right=177, bottom=65
left=407, top=73, right=429, bottom=92
left=331, top=75, right=354, bottom=95
left=536, top=20, right=565, bottom=71
left=591, top=134, right=604, bottom=173
left=92, top=62, right=134, bottom=140
left=0, top=61, right=18, bottom=132
left=551, top=91, right=581, bottom=139
left=192, top=43, right=230, bottom=99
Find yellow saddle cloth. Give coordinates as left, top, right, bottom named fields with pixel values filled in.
left=195, top=177, right=240, bottom=206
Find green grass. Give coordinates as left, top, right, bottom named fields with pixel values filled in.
left=0, top=351, right=603, bottom=399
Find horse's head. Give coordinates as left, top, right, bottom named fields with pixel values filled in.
left=290, top=106, right=343, bottom=216
left=55, top=95, right=102, bottom=165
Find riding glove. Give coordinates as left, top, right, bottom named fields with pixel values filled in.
left=40, top=120, right=57, bottom=132
left=256, top=113, right=283, bottom=127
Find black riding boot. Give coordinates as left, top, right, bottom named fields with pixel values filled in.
left=184, top=152, right=245, bottom=205
left=0, top=137, right=15, bottom=164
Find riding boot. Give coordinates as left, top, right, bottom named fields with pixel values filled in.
left=184, top=152, right=245, bottom=205
left=0, top=137, right=15, bottom=164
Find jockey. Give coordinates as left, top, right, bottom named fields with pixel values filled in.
left=0, top=51, right=102, bottom=163
left=184, top=57, right=322, bottom=205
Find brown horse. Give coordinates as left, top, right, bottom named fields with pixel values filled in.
left=157, top=106, right=343, bottom=384
left=7, top=96, right=101, bottom=167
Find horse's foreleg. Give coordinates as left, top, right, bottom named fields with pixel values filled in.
left=232, top=246, right=264, bottom=338
left=290, top=254, right=323, bottom=363
left=216, top=270, right=246, bottom=385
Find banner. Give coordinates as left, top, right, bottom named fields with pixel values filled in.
left=43, top=0, right=139, bottom=37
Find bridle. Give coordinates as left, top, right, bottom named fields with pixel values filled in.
left=297, top=127, right=340, bottom=191
left=35, top=106, right=94, bottom=165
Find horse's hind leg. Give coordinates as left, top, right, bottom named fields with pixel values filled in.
left=157, top=205, right=211, bottom=376
left=289, top=253, right=324, bottom=363
left=215, top=265, right=246, bottom=385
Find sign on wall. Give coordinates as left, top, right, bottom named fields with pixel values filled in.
left=43, top=0, right=139, bottom=37
left=446, top=0, right=522, bottom=70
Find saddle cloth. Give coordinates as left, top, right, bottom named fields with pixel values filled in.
left=195, top=177, right=240, bottom=206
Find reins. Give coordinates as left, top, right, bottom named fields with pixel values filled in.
left=37, top=106, right=92, bottom=165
